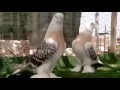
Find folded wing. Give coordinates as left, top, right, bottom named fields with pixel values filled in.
left=30, top=40, right=58, bottom=67
left=85, top=42, right=97, bottom=60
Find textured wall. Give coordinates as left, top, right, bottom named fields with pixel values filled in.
left=0, top=40, right=29, bottom=57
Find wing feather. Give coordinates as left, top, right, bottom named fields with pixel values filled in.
left=85, top=42, right=97, bottom=60
left=30, top=40, right=57, bottom=67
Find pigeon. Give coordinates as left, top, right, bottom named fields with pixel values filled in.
left=7, top=12, right=66, bottom=78
left=70, top=21, right=103, bottom=73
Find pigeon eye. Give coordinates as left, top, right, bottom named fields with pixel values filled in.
left=91, top=23, right=94, bottom=25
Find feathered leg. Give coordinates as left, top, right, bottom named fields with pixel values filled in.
left=82, top=58, right=95, bottom=73
left=70, top=58, right=82, bottom=72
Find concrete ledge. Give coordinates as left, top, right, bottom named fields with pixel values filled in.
left=0, top=40, right=29, bottom=57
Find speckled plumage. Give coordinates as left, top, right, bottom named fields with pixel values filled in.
left=30, top=40, right=57, bottom=67
left=85, top=43, right=97, bottom=61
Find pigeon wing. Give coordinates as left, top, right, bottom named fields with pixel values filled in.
left=85, top=42, right=97, bottom=60
left=30, top=40, right=57, bottom=67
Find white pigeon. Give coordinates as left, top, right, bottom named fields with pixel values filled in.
left=7, top=13, right=66, bottom=78
left=70, top=21, right=103, bottom=73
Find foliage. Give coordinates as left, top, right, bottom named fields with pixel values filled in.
left=0, top=56, right=30, bottom=78
left=98, top=53, right=119, bottom=64
left=1, top=53, right=120, bottom=78
left=53, top=53, right=120, bottom=78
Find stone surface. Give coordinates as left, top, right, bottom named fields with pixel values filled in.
left=0, top=40, right=29, bottom=57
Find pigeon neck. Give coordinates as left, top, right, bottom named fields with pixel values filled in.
left=45, top=22, right=63, bottom=38
left=45, top=29, right=64, bottom=39
left=79, top=30, right=93, bottom=36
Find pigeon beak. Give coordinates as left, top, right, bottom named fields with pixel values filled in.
left=57, top=18, right=62, bottom=22
left=55, top=15, right=63, bottom=22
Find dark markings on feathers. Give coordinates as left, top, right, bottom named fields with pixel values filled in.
left=85, top=46, right=97, bottom=60
left=30, top=40, right=57, bottom=67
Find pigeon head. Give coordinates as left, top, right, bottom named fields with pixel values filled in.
left=50, top=12, right=64, bottom=24
left=46, top=12, right=64, bottom=33
left=85, top=21, right=96, bottom=33
left=44, top=12, right=64, bottom=38
left=54, top=13, right=64, bottom=21
left=48, top=12, right=64, bottom=25
left=79, top=21, right=96, bottom=34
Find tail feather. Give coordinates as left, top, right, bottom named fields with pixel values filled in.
left=91, top=62, right=104, bottom=69
left=6, top=63, right=35, bottom=78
